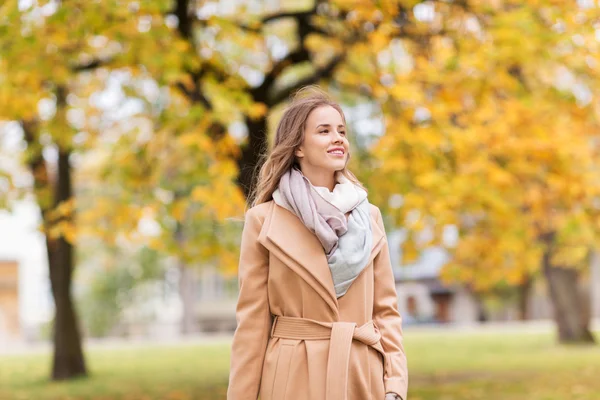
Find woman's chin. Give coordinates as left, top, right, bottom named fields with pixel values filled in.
left=325, top=163, right=345, bottom=172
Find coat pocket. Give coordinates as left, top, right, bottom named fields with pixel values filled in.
left=362, top=346, right=384, bottom=400
left=270, top=339, right=299, bottom=400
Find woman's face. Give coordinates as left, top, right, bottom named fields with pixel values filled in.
left=295, top=105, right=349, bottom=175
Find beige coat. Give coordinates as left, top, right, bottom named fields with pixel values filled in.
left=227, top=200, right=408, bottom=400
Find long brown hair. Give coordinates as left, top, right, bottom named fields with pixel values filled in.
left=249, top=85, right=366, bottom=208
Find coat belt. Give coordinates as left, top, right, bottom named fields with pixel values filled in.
left=270, top=315, right=391, bottom=400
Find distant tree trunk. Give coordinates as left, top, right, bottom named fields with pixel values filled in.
left=591, top=251, right=600, bottom=322
left=237, top=116, right=269, bottom=200
left=178, top=262, right=198, bottom=335
left=465, top=287, right=488, bottom=323
left=543, top=248, right=595, bottom=344
left=174, top=222, right=198, bottom=335
left=48, top=149, right=87, bottom=380
left=517, top=277, right=532, bottom=321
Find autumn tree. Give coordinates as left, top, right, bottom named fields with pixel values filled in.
left=0, top=0, right=196, bottom=379
left=340, top=0, right=600, bottom=343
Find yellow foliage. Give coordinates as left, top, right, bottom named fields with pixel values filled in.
left=3, top=0, right=600, bottom=290
left=248, top=102, right=267, bottom=120
left=220, top=251, right=240, bottom=278
left=401, top=239, right=419, bottom=264
left=171, top=200, right=188, bottom=222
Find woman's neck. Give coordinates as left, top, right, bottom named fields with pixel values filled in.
left=299, top=166, right=336, bottom=191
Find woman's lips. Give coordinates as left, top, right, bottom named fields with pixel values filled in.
left=327, top=149, right=345, bottom=157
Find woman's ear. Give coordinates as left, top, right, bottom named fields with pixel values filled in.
left=295, top=147, right=304, bottom=158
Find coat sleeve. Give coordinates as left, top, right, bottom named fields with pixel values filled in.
left=373, top=206, right=409, bottom=400
left=227, top=207, right=272, bottom=400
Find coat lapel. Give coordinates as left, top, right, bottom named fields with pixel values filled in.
left=369, top=207, right=386, bottom=265
left=258, top=201, right=386, bottom=314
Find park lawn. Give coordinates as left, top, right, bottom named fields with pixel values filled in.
left=1, top=330, right=599, bottom=400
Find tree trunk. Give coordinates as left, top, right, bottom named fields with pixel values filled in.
left=22, top=89, right=87, bottom=380
left=175, top=222, right=197, bottom=335
left=591, top=251, right=600, bottom=321
left=48, top=149, right=87, bottom=380
left=237, top=116, right=269, bottom=200
left=178, top=262, right=198, bottom=335
left=517, top=277, right=532, bottom=321
left=543, top=250, right=595, bottom=344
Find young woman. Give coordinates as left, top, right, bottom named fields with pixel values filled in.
left=227, top=87, right=408, bottom=400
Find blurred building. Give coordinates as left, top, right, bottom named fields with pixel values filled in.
left=7, top=203, right=600, bottom=339
left=0, top=201, right=53, bottom=343
left=102, top=262, right=238, bottom=338
left=0, top=260, right=20, bottom=341
left=121, top=227, right=600, bottom=334
left=188, top=266, right=238, bottom=333
left=388, top=229, right=600, bottom=326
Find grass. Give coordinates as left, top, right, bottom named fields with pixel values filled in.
left=1, top=330, right=600, bottom=400
left=406, top=330, right=600, bottom=400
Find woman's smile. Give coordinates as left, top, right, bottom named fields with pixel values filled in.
left=327, top=147, right=345, bottom=157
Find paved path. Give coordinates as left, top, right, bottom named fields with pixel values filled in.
left=0, top=333, right=233, bottom=356
left=1, top=319, right=598, bottom=356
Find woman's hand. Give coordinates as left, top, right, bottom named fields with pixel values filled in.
left=385, top=393, right=401, bottom=400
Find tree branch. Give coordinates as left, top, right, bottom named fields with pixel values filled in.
left=170, top=0, right=216, bottom=110
left=251, top=47, right=311, bottom=101
left=70, top=57, right=114, bottom=72
left=250, top=6, right=320, bottom=103
left=175, top=0, right=193, bottom=40
left=268, top=52, right=345, bottom=106
left=21, top=118, right=53, bottom=218
left=262, top=9, right=316, bottom=24
left=174, top=67, right=212, bottom=109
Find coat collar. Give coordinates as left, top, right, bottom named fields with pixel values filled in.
left=257, top=201, right=386, bottom=315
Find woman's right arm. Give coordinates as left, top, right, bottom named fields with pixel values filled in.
left=227, top=207, right=271, bottom=400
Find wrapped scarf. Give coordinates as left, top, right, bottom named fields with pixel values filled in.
left=272, top=167, right=373, bottom=297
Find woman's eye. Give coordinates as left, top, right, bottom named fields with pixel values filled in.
left=339, top=131, right=346, bottom=135
left=319, top=130, right=328, bottom=134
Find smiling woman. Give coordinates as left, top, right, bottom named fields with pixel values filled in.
left=227, top=86, right=408, bottom=400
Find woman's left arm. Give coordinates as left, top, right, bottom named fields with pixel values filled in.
left=373, top=206, right=409, bottom=400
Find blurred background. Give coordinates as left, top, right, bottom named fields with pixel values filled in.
left=1, top=0, right=600, bottom=399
